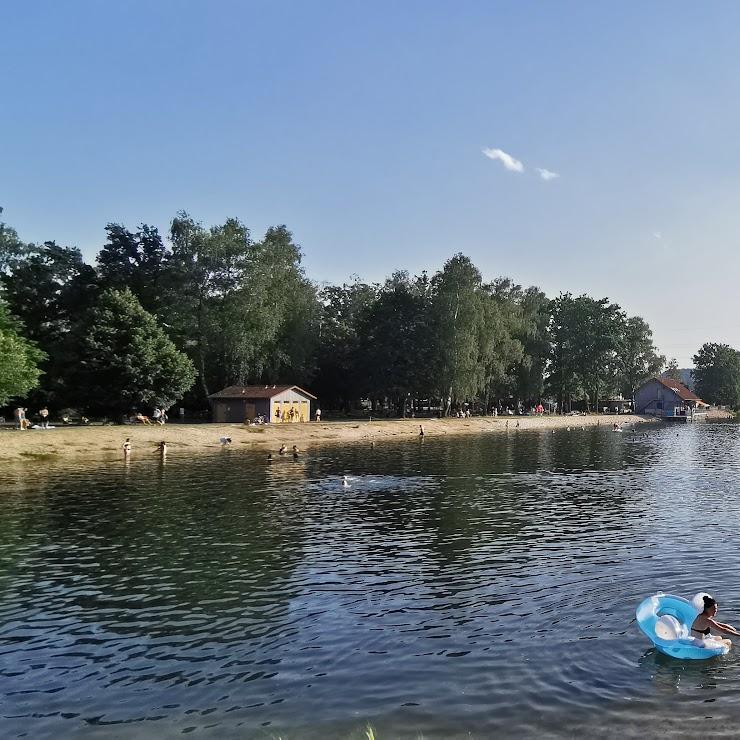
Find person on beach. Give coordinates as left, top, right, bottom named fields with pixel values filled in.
left=15, top=407, right=26, bottom=430
left=38, top=407, right=49, bottom=429
left=156, top=440, right=167, bottom=457
left=220, top=436, right=232, bottom=446
left=123, top=438, right=132, bottom=457
left=315, top=408, right=321, bottom=422
left=279, top=444, right=287, bottom=455
left=691, top=596, right=740, bottom=647
left=152, top=408, right=161, bottom=424
left=419, top=425, right=425, bottom=438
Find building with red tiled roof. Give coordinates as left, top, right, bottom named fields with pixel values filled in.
left=208, top=385, right=317, bottom=423
left=634, top=377, right=708, bottom=420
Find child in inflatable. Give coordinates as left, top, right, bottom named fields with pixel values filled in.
left=690, top=595, right=740, bottom=648
left=636, top=592, right=740, bottom=659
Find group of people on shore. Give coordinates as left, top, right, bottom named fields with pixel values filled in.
left=14, top=406, right=50, bottom=429
left=134, top=408, right=168, bottom=425
left=12, top=407, right=93, bottom=428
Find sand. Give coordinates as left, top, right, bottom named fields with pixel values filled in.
left=0, top=414, right=656, bottom=463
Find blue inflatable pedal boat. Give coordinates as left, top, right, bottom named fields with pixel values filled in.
left=636, top=592, right=730, bottom=659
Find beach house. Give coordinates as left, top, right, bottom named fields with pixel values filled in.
left=208, top=385, right=316, bottom=423
left=634, top=377, right=709, bottom=421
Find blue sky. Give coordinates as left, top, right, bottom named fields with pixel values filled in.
left=4, top=1, right=740, bottom=365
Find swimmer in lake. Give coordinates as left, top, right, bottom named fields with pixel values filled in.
left=691, top=595, right=740, bottom=647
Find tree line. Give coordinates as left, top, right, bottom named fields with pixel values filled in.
left=3, top=206, right=719, bottom=419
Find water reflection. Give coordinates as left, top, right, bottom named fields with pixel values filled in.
left=3, top=424, right=740, bottom=737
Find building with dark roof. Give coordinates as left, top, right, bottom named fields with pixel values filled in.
left=208, top=385, right=317, bottom=423
left=634, top=377, right=708, bottom=420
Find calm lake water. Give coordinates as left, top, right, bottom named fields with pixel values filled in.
left=3, top=423, right=740, bottom=738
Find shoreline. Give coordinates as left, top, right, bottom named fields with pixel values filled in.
left=0, top=414, right=660, bottom=463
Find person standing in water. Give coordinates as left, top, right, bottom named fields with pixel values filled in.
left=123, top=438, right=132, bottom=457
left=691, top=595, right=740, bottom=647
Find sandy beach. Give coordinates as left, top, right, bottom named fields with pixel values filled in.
left=0, top=414, right=659, bottom=463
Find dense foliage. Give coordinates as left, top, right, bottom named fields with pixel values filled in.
left=693, top=343, right=740, bottom=408
left=73, top=289, right=197, bottom=415
left=0, top=300, right=46, bottom=406
left=0, top=209, right=672, bottom=416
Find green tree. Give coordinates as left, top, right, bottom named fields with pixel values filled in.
left=430, top=254, right=484, bottom=415
left=576, top=296, right=624, bottom=409
left=0, top=300, right=46, bottom=405
left=693, top=343, right=740, bottom=408
left=1, top=241, right=97, bottom=346
left=97, top=223, right=171, bottom=315
left=547, top=294, right=583, bottom=411
left=1, top=240, right=97, bottom=406
left=476, top=280, right=525, bottom=409
left=73, top=288, right=196, bottom=414
left=0, top=208, right=28, bottom=273
left=618, top=316, right=664, bottom=402
left=664, top=358, right=682, bottom=382
left=164, top=213, right=251, bottom=398
left=314, top=279, right=378, bottom=410
left=548, top=294, right=625, bottom=411
left=512, top=286, right=550, bottom=402
left=260, top=226, right=321, bottom=385
left=222, top=225, right=319, bottom=386
left=357, top=271, right=433, bottom=414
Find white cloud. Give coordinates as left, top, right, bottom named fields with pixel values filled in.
left=482, top=147, right=524, bottom=173
left=536, top=167, right=559, bottom=181
left=653, top=231, right=662, bottom=240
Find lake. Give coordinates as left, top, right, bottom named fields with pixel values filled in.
left=2, top=423, right=740, bottom=738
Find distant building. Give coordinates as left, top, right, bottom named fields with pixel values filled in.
left=634, top=377, right=708, bottom=421
left=660, top=368, right=695, bottom=390
left=208, top=385, right=316, bottom=423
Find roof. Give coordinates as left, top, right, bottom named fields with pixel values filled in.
left=653, top=377, right=707, bottom=404
left=208, top=385, right=317, bottom=400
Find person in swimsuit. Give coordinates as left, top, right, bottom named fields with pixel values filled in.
left=691, top=595, right=740, bottom=646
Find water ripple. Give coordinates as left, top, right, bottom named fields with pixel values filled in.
left=3, top=424, right=740, bottom=737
